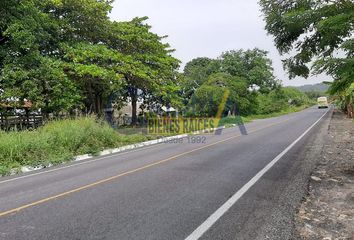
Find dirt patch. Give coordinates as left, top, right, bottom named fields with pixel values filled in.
left=296, top=110, right=354, bottom=240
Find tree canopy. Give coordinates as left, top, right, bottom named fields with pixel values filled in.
left=181, top=57, right=220, bottom=103
left=220, top=49, right=280, bottom=93
left=0, top=0, right=318, bottom=124
left=260, top=0, right=353, bottom=76
left=260, top=0, right=354, bottom=115
left=0, top=0, right=180, bottom=121
left=190, top=73, right=251, bottom=117
left=181, top=49, right=280, bottom=116
left=106, top=18, right=180, bottom=123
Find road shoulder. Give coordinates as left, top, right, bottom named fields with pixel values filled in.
left=296, top=110, right=354, bottom=239
left=199, top=110, right=332, bottom=240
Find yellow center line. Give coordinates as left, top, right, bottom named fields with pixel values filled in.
left=0, top=118, right=290, bottom=218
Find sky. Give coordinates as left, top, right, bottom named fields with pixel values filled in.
left=110, top=0, right=330, bottom=87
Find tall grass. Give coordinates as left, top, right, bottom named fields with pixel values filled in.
left=0, top=118, right=152, bottom=176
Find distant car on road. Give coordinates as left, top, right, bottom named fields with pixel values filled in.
left=317, top=97, right=329, bottom=109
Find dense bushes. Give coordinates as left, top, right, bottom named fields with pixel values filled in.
left=181, top=50, right=314, bottom=118
left=188, top=73, right=252, bottom=117
left=256, top=87, right=313, bottom=115
left=0, top=118, right=152, bottom=175
left=218, top=87, right=313, bottom=127
left=188, top=83, right=313, bottom=118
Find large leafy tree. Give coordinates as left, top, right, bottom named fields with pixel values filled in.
left=182, top=49, right=279, bottom=97
left=220, top=49, right=280, bottom=93
left=61, top=43, right=124, bottom=115
left=182, top=49, right=279, bottom=116
left=106, top=18, right=180, bottom=124
left=0, top=0, right=113, bottom=114
left=260, top=0, right=354, bottom=114
left=36, top=0, right=113, bottom=46
left=2, top=0, right=179, bottom=119
left=181, top=57, right=221, bottom=103
left=0, top=0, right=81, bottom=116
left=191, top=73, right=251, bottom=117
left=1, top=56, right=80, bottom=115
left=41, top=0, right=117, bottom=115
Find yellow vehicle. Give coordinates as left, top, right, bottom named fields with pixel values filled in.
left=317, top=97, right=329, bottom=108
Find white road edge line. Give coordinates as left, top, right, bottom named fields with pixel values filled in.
left=0, top=143, right=164, bottom=185
left=185, top=108, right=330, bottom=240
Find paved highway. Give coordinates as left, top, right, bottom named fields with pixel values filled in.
left=0, top=107, right=331, bottom=240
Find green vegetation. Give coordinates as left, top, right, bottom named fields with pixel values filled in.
left=0, top=1, right=315, bottom=122
left=0, top=1, right=180, bottom=123
left=0, top=1, right=333, bottom=175
left=218, top=87, right=313, bottom=127
left=0, top=118, right=154, bottom=176
left=260, top=0, right=354, bottom=117
left=180, top=49, right=311, bottom=118
left=333, top=83, right=354, bottom=118
left=220, top=105, right=310, bottom=128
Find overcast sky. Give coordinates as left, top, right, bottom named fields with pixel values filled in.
left=110, top=0, right=330, bottom=86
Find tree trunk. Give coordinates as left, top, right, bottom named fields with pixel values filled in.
left=43, top=101, right=50, bottom=120
left=86, top=82, right=93, bottom=115
left=130, top=88, right=138, bottom=125
left=95, top=94, right=103, bottom=117
left=233, top=104, right=240, bottom=116
left=347, top=102, right=353, bottom=118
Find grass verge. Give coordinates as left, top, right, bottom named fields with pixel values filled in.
left=219, top=105, right=311, bottom=128
left=0, top=117, right=156, bottom=176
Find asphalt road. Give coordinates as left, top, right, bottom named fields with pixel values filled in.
left=0, top=107, right=332, bottom=240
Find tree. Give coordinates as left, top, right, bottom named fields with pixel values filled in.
left=0, top=0, right=115, bottom=116
left=1, top=55, right=80, bottom=116
left=0, top=0, right=82, bottom=115
left=1, top=1, right=181, bottom=122
left=40, top=0, right=113, bottom=44
left=260, top=0, right=354, bottom=109
left=182, top=57, right=220, bottom=103
left=42, top=0, right=117, bottom=115
left=220, top=49, right=280, bottom=93
left=106, top=18, right=180, bottom=124
left=61, top=42, right=124, bottom=115
left=191, top=73, right=251, bottom=117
